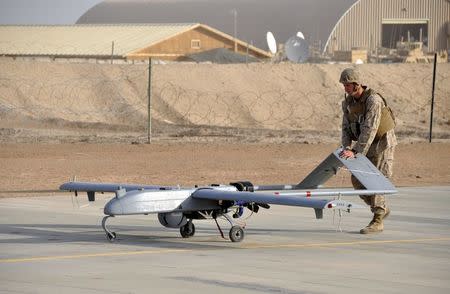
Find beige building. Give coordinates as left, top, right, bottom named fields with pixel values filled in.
left=324, top=0, right=450, bottom=54
left=0, top=23, right=271, bottom=62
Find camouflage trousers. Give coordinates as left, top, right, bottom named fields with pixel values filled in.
left=351, top=146, right=395, bottom=211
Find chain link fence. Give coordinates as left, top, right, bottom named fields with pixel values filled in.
left=0, top=58, right=448, bottom=143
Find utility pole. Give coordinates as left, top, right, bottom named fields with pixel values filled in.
left=232, top=8, right=237, bottom=52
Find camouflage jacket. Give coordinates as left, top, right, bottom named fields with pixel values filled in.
left=341, top=87, right=397, bottom=156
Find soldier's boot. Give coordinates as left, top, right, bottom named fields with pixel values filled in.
left=360, top=208, right=387, bottom=234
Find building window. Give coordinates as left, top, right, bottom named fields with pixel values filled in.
left=191, top=39, right=201, bottom=49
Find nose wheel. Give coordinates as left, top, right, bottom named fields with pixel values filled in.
left=102, top=215, right=117, bottom=242
left=106, top=231, right=117, bottom=242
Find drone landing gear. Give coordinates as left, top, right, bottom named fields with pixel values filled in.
left=229, top=225, right=244, bottom=242
left=214, top=213, right=245, bottom=242
left=180, top=220, right=195, bottom=238
left=102, top=215, right=117, bottom=242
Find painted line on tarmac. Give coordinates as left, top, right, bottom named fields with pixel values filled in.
left=0, top=249, right=192, bottom=263
left=1, top=237, right=449, bottom=264
left=241, top=237, right=450, bottom=249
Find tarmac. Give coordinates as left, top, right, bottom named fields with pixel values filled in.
left=0, top=186, right=449, bottom=294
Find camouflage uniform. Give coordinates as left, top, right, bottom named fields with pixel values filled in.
left=341, top=87, right=397, bottom=212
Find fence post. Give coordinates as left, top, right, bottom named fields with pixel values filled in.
left=429, top=52, right=437, bottom=143
left=110, top=41, right=114, bottom=64
left=147, top=58, right=152, bottom=144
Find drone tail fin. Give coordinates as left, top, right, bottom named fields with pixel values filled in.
left=297, top=148, right=396, bottom=192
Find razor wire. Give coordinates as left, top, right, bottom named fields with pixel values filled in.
left=154, top=81, right=342, bottom=129
left=0, top=60, right=448, bottom=141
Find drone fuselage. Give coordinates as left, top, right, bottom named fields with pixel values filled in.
left=104, top=186, right=236, bottom=216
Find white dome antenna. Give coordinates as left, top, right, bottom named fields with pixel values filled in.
left=285, top=35, right=309, bottom=63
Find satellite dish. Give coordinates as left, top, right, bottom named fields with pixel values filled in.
left=296, top=31, right=305, bottom=39
left=266, top=31, right=277, bottom=54
left=284, top=35, right=309, bottom=63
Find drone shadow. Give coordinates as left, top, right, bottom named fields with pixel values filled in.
left=0, top=222, right=359, bottom=251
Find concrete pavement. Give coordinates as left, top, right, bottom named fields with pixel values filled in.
left=0, top=186, right=449, bottom=293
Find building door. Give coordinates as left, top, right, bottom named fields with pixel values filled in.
left=381, top=19, right=428, bottom=49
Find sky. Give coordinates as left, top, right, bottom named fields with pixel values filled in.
left=0, top=0, right=103, bottom=24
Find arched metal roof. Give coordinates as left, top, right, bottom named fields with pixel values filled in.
left=324, top=0, right=450, bottom=53
left=77, top=0, right=357, bottom=51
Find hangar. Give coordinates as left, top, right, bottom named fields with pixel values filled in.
left=325, top=0, right=450, bottom=54
left=78, top=0, right=449, bottom=61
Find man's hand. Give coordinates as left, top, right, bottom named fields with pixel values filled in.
left=339, top=148, right=355, bottom=159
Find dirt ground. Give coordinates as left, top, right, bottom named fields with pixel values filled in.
left=0, top=60, right=448, bottom=196
left=0, top=142, right=448, bottom=198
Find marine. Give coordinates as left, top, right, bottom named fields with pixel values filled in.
left=338, top=68, right=397, bottom=234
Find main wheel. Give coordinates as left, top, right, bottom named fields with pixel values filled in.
left=180, top=221, right=195, bottom=238
left=229, top=226, right=244, bottom=242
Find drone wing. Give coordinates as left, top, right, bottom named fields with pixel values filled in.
left=192, top=188, right=367, bottom=219
left=60, top=181, right=164, bottom=201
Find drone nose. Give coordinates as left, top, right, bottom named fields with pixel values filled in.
left=104, top=198, right=123, bottom=215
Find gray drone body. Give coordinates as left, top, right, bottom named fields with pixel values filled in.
left=60, top=148, right=396, bottom=242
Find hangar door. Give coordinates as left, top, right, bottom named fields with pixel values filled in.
left=381, top=19, right=428, bottom=49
